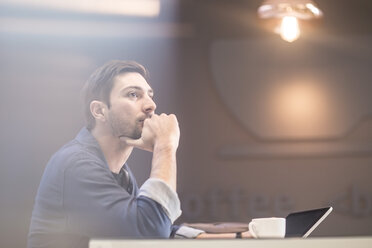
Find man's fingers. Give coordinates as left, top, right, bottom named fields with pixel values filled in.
left=120, top=137, right=143, bottom=148
left=120, top=136, right=153, bottom=152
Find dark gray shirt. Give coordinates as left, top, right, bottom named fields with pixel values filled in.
left=28, top=128, right=181, bottom=248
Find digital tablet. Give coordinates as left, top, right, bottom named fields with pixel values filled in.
left=285, top=207, right=333, bottom=238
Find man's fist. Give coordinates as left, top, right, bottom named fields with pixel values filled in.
left=121, top=113, right=180, bottom=152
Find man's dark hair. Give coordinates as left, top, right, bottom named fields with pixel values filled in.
left=82, top=60, right=148, bottom=130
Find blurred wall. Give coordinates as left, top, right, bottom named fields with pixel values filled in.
left=0, top=0, right=372, bottom=247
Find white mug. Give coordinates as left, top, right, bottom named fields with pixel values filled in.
left=248, top=217, right=286, bottom=238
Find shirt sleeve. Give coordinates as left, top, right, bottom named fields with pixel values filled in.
left=62, top=157, right=173, bottom=239
left=139, top=178, right=182, bottom=223
left=171, top=225, right=205, bottom=239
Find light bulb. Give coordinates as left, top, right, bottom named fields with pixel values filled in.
left=279, top=16, right=300, bottom=42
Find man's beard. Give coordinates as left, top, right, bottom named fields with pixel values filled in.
left=108, top=114, right=142, bottom=140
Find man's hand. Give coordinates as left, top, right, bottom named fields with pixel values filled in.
left=121, top=113, right=180, bottom=153
left=121, top=113, right=180, bottom=191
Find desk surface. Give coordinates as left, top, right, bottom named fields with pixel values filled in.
left=90, top=237, right=372, bottom=248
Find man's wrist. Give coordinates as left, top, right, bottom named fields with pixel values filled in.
left=154, top=142, right=178, bottom=154
left=151, top=145, right=177, bottom=191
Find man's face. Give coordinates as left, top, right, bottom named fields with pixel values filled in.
left=105, top=72, right=156, bottom=139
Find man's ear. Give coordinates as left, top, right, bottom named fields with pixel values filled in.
left=90, top=101, right=108, bottom=123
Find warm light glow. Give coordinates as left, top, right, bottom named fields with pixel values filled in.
left=258, top=0, right=323, bottom=42
left=258, top=0, right=323, bottom=20
left=258, top=4, right=273, bottom=14
left=306, top=3, right=321, bottom=16
left=269, top=80, right=330, bottom=137
left=279, top=16, right=300, bottom=42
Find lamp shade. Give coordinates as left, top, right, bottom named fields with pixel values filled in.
left=258, top=0, right=323, bottom=20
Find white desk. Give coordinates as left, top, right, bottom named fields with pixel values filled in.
left=90, top=237, right=372, bottom=248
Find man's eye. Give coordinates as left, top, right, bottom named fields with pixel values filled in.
left=128, top=92, right=138, bottom=98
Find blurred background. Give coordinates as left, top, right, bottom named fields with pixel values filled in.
left=1, top=0, right=372, bottom=247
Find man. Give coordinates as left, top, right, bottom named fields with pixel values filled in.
left=28, top=60, right=188, bottom=248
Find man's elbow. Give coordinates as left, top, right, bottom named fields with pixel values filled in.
left=136, top=198, right=172, bottom=238
left=136, top=217, right=171, bottom=238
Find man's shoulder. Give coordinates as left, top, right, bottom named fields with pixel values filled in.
left=47, top=137, right=104, bottom=172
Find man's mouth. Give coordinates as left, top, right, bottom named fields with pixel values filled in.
left=138, top=117, right=147, bottom=127
left=138, top=115, right=151, bottom=123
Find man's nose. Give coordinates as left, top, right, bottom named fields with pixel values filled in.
left=143, top=95, right=157, bottom=113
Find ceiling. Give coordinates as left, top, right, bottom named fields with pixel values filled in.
left=0, top=0, right=371, bottom=38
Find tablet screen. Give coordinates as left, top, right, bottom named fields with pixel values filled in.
left=285, top=207, right=332, bottom=238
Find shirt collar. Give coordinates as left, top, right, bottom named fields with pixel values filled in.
left=75, top=127, right=131, bottom=173
left=75, top=127, right=107, bottom=164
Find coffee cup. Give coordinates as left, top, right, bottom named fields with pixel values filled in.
left=248, top=217, right=286, bottom=238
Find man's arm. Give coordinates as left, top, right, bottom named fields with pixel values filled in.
left=122, top=113, right=181, bottom=223
left=62, top=158, right=173, bottom=238
left=122, top=113, right=179, bottom=191
left=150, top=141, right=177, bottom=191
